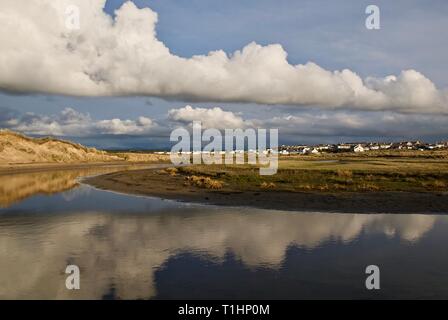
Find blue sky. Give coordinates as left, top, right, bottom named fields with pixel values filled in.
left=1, top=0, right=447, bottom=149
left=104, top=0, right=448, bottom=85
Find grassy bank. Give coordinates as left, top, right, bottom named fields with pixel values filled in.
left=86, top=152, right=448, bottom=213
left=172, top=153, right=448, bottom=193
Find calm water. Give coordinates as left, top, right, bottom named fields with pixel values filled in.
left=1, top=167, right=448, bottom=299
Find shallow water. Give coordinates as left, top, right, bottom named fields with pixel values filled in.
left=1, top=167, right=448, bottom=299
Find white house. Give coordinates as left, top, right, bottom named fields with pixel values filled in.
left=354, top=144, right=365, bottom=153
left=338, top=145, right=352, bottom=150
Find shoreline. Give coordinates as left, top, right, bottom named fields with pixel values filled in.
left=0, top=161, right=170, bottom=176
left=84, top=168, right=448, bottom=214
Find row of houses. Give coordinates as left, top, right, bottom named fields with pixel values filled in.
left=151, top=141, right=448, bottom=155
left=155, top=150, right=274, bottom=155
left=279, top=141, right=448, bottom=154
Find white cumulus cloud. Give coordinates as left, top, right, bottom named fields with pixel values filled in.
left=2, top=108, right=155, bottom=136
left=3, top=105, right=448, bottom=141
left=0, top=0, right=447, bottom=113
left=168, top=105, right=248, bottom=129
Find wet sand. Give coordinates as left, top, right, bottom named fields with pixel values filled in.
left=85, top=168, right=448, bottom=214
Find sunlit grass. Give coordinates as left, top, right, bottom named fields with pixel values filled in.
left=173, top=152, right=448, bottom=193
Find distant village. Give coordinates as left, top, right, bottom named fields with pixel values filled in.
left=277, top=140, right=448, bottom=155
left=151, top=140, right=448, bottom=155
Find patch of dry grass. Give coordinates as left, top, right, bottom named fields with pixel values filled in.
left=420, top=180, right=447, bottom=189
left=158, top=167, right=179, bottom=176
left=260, top=182, right=276, bottom=189
left=165, top=167, right=179, bottom=176
left=184, top=175, right=224, bottom=189
left=337, top=169, right=353, bottom=178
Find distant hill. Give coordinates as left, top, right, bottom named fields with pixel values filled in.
left=0, top=130, right=168, bottom=164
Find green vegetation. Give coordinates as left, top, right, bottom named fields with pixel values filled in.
left=172, top=152, right=448, bottom=193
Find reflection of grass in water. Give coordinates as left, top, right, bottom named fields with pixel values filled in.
left=175, top=154, right=448, bottom=193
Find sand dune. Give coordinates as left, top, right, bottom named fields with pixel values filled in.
left=0, top=130, right=168, bottom=164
